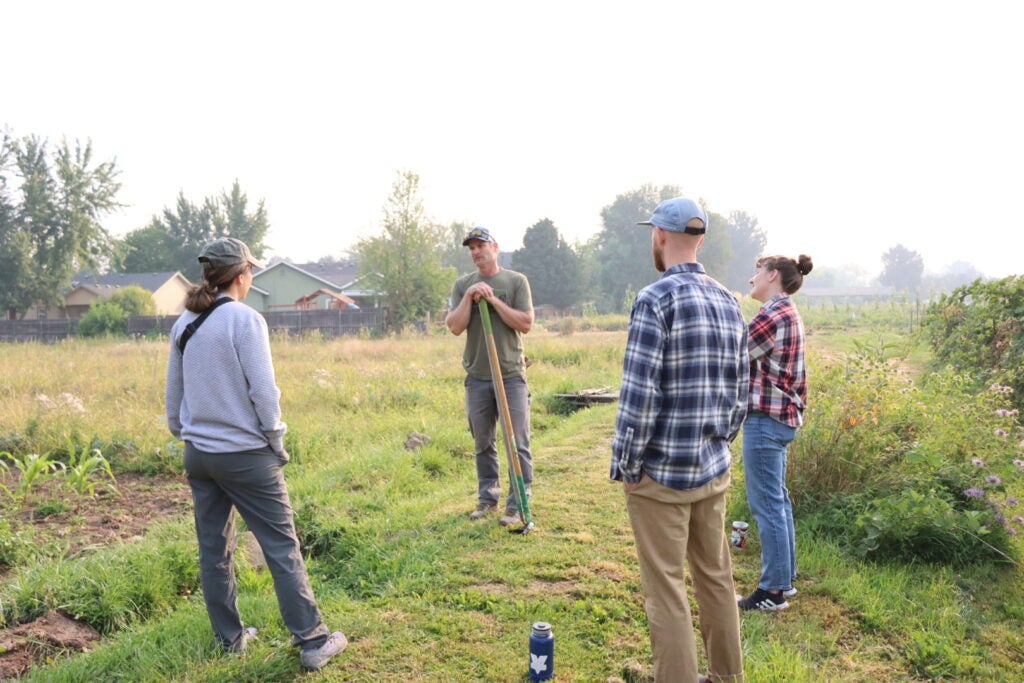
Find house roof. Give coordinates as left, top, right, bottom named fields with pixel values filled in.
left=73, top=271, right=190, bottom=292
left=295, top=288, right=357, bottom=306
left=253, top=261, right=361, bottom=290
left=71, top=283, right=120, bottom=298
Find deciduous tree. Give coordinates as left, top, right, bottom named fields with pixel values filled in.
left=879, top=244, right=924, bottom=292
left=0, top=133, right=121, bottom=319
left=117, top=180, right=268, bottom=281
left=511, top=219, right=583, bottom=309
left=590, top=184, right=679, bottom=313
left=589, top=185, right=733, bottom=311
left=355, top=171, right=455, bottom=331
left=722, top=210, right=767, bottom=291
left=439, top=221, right=475, bottom=274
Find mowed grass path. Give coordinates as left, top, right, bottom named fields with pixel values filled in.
left=2, top=329, right=1022, bottom=681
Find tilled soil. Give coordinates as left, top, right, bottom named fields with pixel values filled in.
left=0, top=473, right=193, bottom=679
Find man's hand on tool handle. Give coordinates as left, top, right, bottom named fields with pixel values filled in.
left=467, top=282, right=495, bottom=302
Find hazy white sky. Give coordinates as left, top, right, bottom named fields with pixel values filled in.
left=5, top=1, right=1021, bottom=278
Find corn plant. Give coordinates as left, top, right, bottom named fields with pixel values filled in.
left=7, top=451, right=65, bottom=508
left=0, top=452, right=11, bottom=497
left=65, top=447, right=117, bottom=500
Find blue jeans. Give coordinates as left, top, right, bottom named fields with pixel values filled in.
left=465, top=374, right=533, bottom=510
left=742, top=413, right=797, bottom=592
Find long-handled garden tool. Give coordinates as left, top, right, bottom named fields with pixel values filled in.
left=478, top=299, right=534, bottom=534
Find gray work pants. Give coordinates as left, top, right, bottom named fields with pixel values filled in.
left=184, top=443, right=329, bottom=651
left=465, top=374, right=533, bottom=510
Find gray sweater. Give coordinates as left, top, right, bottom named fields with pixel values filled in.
left=165, top=298, right=287, bottom=455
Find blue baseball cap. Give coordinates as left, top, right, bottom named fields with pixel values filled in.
left=462, top=226, right=497, bottom=245
left=638, top=197, right=707, bottom=235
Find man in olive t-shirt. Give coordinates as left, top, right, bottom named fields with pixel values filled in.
left=445, top=226, right=535, bottom=526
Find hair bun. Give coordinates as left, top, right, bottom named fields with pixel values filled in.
left=797, top=254, right=813, bottom=276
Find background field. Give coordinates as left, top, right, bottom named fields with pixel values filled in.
left=1, top=313, right=1022, bottom=681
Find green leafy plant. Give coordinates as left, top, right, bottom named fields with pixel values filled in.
left=65, top=446, right=118, bottom=500
left=0, top=452, right=11, bottom=497
left=925, top=275, right=1024, bottom=411
left=795, top=347, right=1023, bottom=565
left=76, top=300, right=129, bottom=337
left=6, top=451, right=66, bottom=507
left=0, top=517, right=34, bottom=567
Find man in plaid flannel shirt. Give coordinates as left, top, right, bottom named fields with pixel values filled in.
left=611, top=197, right=748, bottom=683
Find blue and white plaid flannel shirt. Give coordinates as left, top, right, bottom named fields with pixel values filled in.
left=611, top=263, right=749, bottom=490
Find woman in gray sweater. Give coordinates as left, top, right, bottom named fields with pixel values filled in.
left=165, top=237, right=346, bottom=670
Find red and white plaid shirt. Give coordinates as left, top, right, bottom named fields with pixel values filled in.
left=747, top=294, right=807, bottom=427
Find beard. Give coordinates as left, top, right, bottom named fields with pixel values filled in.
left=652, top=241, right=666, bottom=273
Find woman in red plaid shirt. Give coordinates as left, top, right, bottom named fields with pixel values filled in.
left=737, top=254, right=813, bottom=612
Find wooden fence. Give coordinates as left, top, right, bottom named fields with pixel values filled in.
left=0, top=308, right=388, bottom=343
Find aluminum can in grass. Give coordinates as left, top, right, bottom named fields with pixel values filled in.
left=529, top=621, right=554, bottom=681
left=731, top=521, right=749, bottom=548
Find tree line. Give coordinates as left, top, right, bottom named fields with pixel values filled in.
left=1, top=130, right=982, bottom=326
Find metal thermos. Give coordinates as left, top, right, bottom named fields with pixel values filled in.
left=529, top=621, right=554, bottom=681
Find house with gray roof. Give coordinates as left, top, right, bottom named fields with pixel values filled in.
left=244, top=261, right=381, bottom=312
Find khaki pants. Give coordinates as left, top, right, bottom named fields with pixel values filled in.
left=626, top=472, right=743, bottom=683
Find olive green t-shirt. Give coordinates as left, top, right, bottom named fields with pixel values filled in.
left=450, top=269, right=533, bottom=380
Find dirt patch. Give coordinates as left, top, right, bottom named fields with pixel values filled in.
left=0, top=472, right=192, bottom=679
left=0, top=611, right=101, bottom=679
left=4, top=472, right=192, bottom=561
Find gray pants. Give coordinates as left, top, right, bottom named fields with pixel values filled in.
left=184, top=443, right=329, bottom=651
left=465, top=374, right=533, bottom=510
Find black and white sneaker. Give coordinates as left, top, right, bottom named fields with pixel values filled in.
left=737, top=587, right=790, bottom=611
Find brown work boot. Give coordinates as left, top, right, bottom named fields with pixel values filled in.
left=498, top=507, right=521, bottom=527
left=469, top=503, right=497, bottom=520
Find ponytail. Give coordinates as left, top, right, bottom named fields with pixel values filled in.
left=184, top=263, right=248, bottom=313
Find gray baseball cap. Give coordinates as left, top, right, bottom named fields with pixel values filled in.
left=638, top=197, right=708, bottom=235
left=462, top=226, right=497, bottom=246
left=197, top=237, right=264, bottom=268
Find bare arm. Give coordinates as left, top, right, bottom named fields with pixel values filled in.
left=483, top=290, right=533, bottom=334
left=445, top=287, right=475, bottom=335
left=445, top=279, right=534, bottom=335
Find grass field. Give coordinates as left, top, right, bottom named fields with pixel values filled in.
left=1, top=321, right=1022, bottom=681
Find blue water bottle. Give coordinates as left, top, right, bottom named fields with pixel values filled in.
left=529, top=621, right=554, bottom=681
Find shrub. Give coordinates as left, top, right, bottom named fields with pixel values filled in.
left=925, top=275, right=1024, bottom=411
left=76, top=300, right=129, bottom=337
left=793, top=345, right=1023, bottom=564
left=107, top=285, right=156, bottom=316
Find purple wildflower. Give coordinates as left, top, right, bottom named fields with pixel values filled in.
left=986, top=475, right=1002, bottom=486
left=1013, top=515, right=1024, bottom=525
left=964, top=487, right=985, bottom=498
left=1006, top=497, right=1019, bottom=507
left=1015, top=459, right=1024, bottom=470
left=995, top=408, right=1016, bottom=417
left=1009, top=527, right=1019, bottom=536
left=995, top=429, right=1009, bottom=438
left=972, top=458, right=985, bottom=467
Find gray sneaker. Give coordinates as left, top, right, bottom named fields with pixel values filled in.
left=300, top=631, right=348, bottom=670
left=469, top=503, right=497, bottom=520
left=225, top=626, right=258, bottom=653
